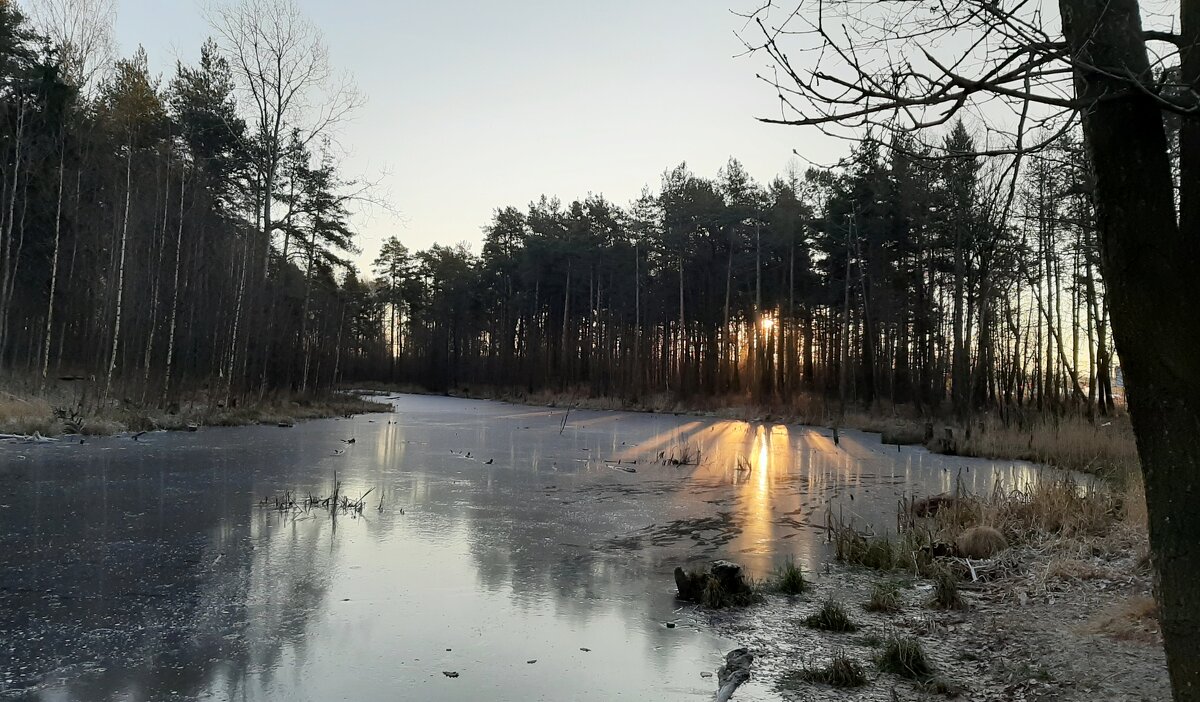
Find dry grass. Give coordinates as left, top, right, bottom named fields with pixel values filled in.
left=1043, top=558, right=1112, bottom=582
left=1, top=414, right=61, bottom=436
left=0, top=393, right=60, bottom=435
left=878, top=635, right=935, bottom=680
left=770, top=557, right=807, bottom=595
left=699, top=577, right=764, bottom=609
left=780, top=650, right=868, bottom=689
left=830, top=523, right=933, bottom=574
left=928, top=566, right=966, bottom=610
left=865, top=580, right=904, bottom=613
left=80, top=418, right=125, bottom=436
left=832, top=474, right=1131, bottom=583
left=1117, top=470, right=1148, bottom=531
left=203, top=395, right=390, bottom=428
left=986, top=477, right=1117, bottom=540
left=0, top=385, right=389, bottom=437
left=899, top=474, right=1122, bottom=549
left=881, top=423, right=929, bottom=446
left=804, top=597, right=858, bottom=632
left=658, top=442, right=704, bottom=466
left=1083, top=596, right=1160, bottom=643
left=951, top=414, right=1138, bottom=476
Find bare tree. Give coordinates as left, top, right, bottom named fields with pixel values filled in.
left=204, top=0, right=361, bottom=279
left=26, top=0, right=117, bottom=95
left=738, top=0, right=1197, bottom=696
left=25, top=0, right=115, bottom=377
left=40, top=147, right=65, bottom=385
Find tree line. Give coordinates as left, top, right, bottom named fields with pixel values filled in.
left=372, top=122, right=1114, bottom=421
left=0, top=0, right=1123, bottom=427
left=0, top=0, right=382, bottom=405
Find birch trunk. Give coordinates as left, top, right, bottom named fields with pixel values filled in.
left=41, top=149, right=66, bottom=384
left=104, top=143, right=133, bottom=400
left=162, top=170, right=187, bottom=404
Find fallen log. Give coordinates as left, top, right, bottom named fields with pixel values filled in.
left=715, top=647, right=753, bottom=701
left=0, top=432, right=59, bottom=444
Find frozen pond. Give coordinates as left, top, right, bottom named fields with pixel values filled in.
left=0, top=394, right=1052, bottom=701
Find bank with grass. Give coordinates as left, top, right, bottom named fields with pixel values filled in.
left=1, top=385, right=390, bottom=438
left=682, top=475, right=1163, bottom=700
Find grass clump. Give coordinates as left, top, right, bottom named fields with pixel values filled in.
left=698, top=576, right=762, bottom=609
left=865, top=580, right=903, bottom=613
left=928, top=567, right=966, bottom=610
left=701, top=578, right=727, bottom=609
left=919, top=676, right=961, bottom=696
left=857, top=631, right=884, bottom=647
left=676, top=563, right=762, bottom=609
left=878, top=635, right=934, bottom=680
left=877, top=635, right=961, bottom=696
left=779, top=650, right=868, bottom=689
left=771, top=557, right=807, bottom=595
left=804, top=597, right=858, bottom=632
left=833, top=529, right=896, bottom=569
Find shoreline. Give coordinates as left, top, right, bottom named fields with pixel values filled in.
left=355, top=384, right=1140, bottom=481
left=5, top=384, right=1162, bottom=699
left=1, top=388, right=391, bottom=438
left=704, top=532, right=1165, bottom=701
left=690, top=468, right=1159, bottom=700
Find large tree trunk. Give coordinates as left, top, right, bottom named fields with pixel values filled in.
left=1060, top=0, right=1200, bottom=696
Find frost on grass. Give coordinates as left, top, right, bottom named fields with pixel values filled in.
left=865, top=580, right=903, bottom=613
left=770, top=557, right=807, bottom=595
left=804, top=597, right=858, bottom=632
left=778, top=650, right=867, bottom=690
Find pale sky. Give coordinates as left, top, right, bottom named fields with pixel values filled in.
left=103, top=1, right=844, bottom=272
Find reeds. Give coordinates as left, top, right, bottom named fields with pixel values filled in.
left=261, top=474, right=377, bottom=517
left=658, top=442, right=703, bottom=466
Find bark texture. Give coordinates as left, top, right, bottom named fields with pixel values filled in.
left=1061, top=0, right=1200, bottom=696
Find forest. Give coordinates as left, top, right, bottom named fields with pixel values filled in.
left=1, top=0, right=1197, bottom=698
left=373, top=128, right=1116, bottom=423
left=0, top=0, right=378, bottom=406
left=0, top=0, right=1123, bottom=428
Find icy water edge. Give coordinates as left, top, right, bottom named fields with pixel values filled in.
left=0, top=394, right=1054, bottom=701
